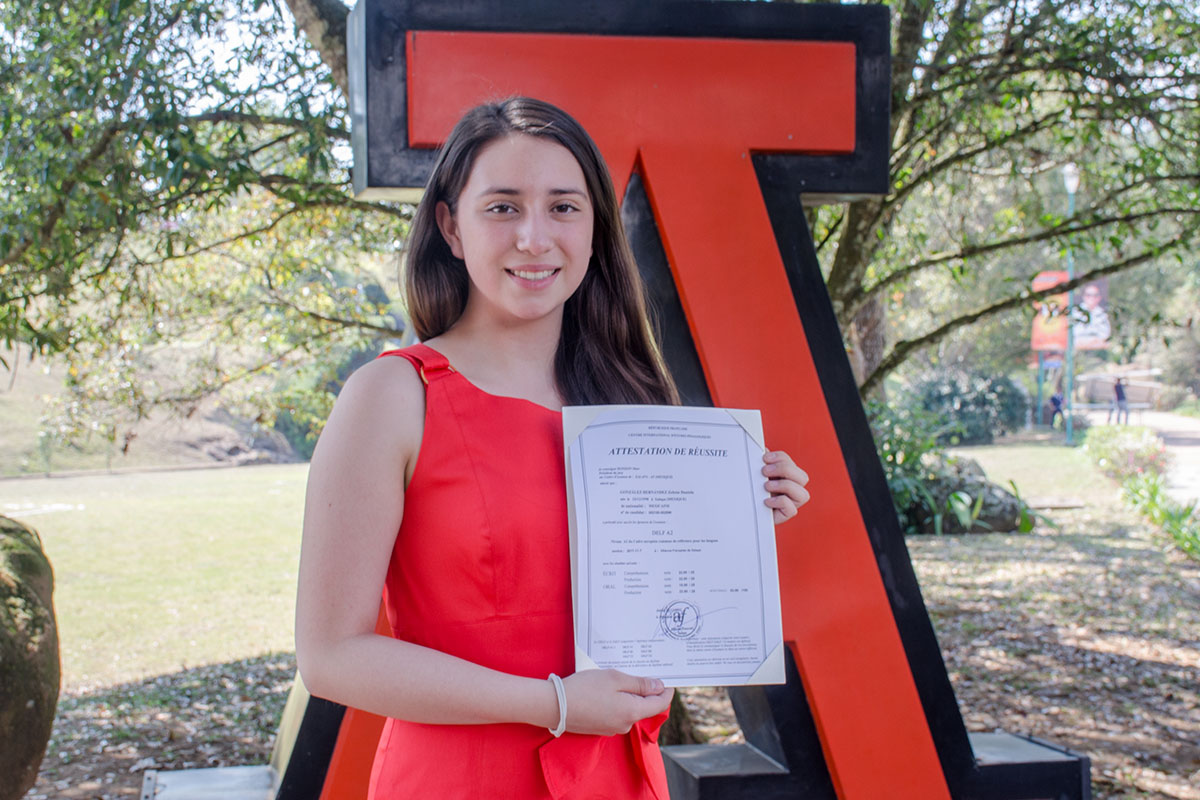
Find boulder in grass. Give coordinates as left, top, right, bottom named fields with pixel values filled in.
left=0, top=515, right=60, bottom=800
left=911, top=457, right=1025, bottom=534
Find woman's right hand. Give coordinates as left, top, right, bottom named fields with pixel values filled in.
left=560, top=669, right=674, bottom=735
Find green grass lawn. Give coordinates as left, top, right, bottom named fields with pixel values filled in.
left=1174, top=397, right=1200, bottom=419
left=953, top=438, right=1115, bottom=507
left=0, top=463, right=309, bottom=690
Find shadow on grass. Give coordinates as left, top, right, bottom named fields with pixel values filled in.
left=911, top=520, right=1200, bottom=799
left=33, top=653, right=296, bottom=800
left=943, top=619, right=1200, bottom=793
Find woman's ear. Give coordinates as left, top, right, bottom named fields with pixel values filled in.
left=435, top=201, right=465, bottom=260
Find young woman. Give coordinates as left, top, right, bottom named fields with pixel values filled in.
left=295, top=97, right=810, bottom=799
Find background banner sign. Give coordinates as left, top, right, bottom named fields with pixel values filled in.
left=1031, top=270, right=1069, bottom=352
left=1074, top=278, right=1112, bottom=351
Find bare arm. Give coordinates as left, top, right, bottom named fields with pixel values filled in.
left=294, top=357, right=670, bottom=734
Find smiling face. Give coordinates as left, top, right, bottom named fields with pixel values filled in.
left=435, top=134, right=594, bottom=331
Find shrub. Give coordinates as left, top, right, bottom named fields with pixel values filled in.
left=868, top=400, right=1032, bottom=535
left=1156, top=384, right=1196, bottom=412
left=1175, top=398, right=1200, bottom=419
left=1049, top=412, right=1091, bottom=437
left=1122, top=473, right=1200, bottom=561
left=1160, top=329, right=1200, bottom=395
left=868, top=400, right=951, bottom=532
left=1082, top=425, right=1171, bottom=480
left=273, top=406, right=324, bottom=461
left=912, top=370, right=1028, bottom=445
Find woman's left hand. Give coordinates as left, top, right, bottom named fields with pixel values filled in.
left=762, top=450, right=810, bottom=524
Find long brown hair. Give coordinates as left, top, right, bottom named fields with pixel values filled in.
left=405, top=97, right=678, bottom=406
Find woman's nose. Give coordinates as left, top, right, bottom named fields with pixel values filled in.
left=516, top=212, right=553, bottom=255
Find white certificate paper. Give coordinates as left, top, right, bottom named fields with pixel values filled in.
left=563, top=405, right=784, bottom=687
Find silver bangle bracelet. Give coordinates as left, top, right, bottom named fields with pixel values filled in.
left=547, top=673, right=567, bottom=737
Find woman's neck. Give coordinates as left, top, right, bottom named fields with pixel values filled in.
left=423, top=311, right=565, bottom=409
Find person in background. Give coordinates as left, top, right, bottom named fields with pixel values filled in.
left=1109, top=377, right=1129, bottom=425
left=1050, top=390, right=1065, bottom=428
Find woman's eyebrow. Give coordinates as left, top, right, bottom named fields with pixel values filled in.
left=478, top=186, right=587, bottom=196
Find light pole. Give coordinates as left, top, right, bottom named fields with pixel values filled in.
left=1062, top=162, right=1080, bottom=444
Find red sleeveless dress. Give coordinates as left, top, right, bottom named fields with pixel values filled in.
left=367, top=344, right=670, bottom=800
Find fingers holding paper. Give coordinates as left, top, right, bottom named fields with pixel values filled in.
left=762, top=450, right=810, bottom=524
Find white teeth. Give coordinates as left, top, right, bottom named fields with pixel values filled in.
left=511, top=269, right=557, bottom=280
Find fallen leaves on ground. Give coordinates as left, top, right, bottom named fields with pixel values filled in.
left=29, top=655, right=295, bottom=799
left=909, top=502, right=1200, bottom=799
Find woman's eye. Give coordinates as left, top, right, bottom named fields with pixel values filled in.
left=487, top=203, right=517, bottom=214
left=552, top=203, right=579, bottom=214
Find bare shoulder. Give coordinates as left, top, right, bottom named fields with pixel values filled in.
left=343, top=353, right=425, bottom=404
left=314, top=353, right=426, bottom=478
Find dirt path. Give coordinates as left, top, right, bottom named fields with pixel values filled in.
left=1140, top=411, right=1200, bottom=507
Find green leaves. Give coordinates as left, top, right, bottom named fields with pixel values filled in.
left=1122, top=472, right=1200, bottom=560
left=1, top=0, right=405, bottom=446
left=913, top=369, right=1028, bottom=445
left=836, top=0, right=1200, bottom=393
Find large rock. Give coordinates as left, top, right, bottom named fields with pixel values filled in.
left=909, top=457, right=1025, bottom=534
left=0, top=516, right=60, bottom=800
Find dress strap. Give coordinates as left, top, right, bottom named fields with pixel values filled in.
left=377, top=343, right=457, bottom=385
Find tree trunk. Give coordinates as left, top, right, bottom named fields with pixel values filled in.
left=658, top=691, right=702, bottom=746
left=282, top=0, right=350, bottom=96
left=850, top=293, right=888, bottom=396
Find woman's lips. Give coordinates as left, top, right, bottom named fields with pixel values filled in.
left=506, top=267, right=561, bottom=286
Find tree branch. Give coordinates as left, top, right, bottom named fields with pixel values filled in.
left=870, top=206, right=1199, bottom=297
left=1, top=227, right=128, bottom=307
left=815, top=209, right=844, bottom=256
left=186, top=111, right=349, bottom=141
left=825, top=198, right=889, bottom=324
left=890, top=110, right=1065, bottom=207
left=151, top=328, right=341, bottom=408
left=156, top=207, right=307, bottom=263
left=264, top=291, right=405, bottom=337
left=859, top=225, right=1200, bottom=395
left=889, top=0, right=941, bottom=143
left=253, top=175, right=412, bottom=219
